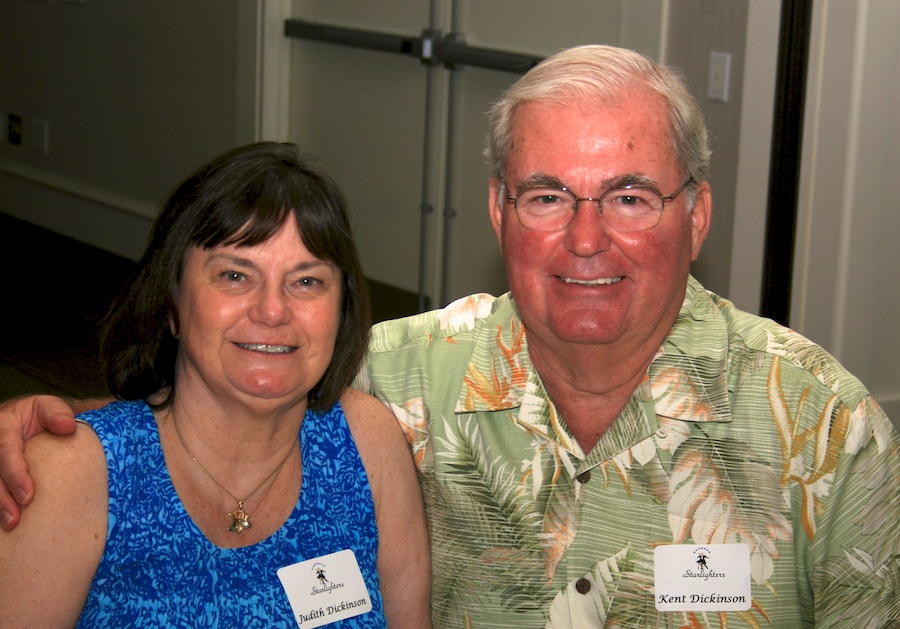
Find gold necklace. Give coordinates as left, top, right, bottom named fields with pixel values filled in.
left=172, top=418, right=296, bottom=534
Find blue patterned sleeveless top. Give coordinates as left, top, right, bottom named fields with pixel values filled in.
left=76, top=400, right=385, bottom=627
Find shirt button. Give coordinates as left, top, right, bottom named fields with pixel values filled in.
left=575, top=578, right=591, bottom=594
left=576, top=470, right=591, bottom=484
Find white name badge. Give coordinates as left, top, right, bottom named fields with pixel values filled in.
left=277, top=549, right=373, bottom=627
left=654, top=544, right=751, bottom=612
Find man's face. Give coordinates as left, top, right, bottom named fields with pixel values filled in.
left=489, top=91, right=711, bottom=356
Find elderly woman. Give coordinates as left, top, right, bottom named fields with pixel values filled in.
left=0, top=143, right=431, bottom=627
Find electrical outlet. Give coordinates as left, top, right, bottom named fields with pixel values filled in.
left=7, top=114, right=22, bottom=146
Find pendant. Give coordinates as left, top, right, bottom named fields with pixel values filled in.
left=228, top=501, right=252, bottom=533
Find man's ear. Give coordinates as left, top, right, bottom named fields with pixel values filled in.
left=488, top=178, right=505, bottom=255
left=689, top=181, right=712, bottom=261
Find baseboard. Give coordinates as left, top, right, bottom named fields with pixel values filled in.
left=0, top=160, right=155, bottom=261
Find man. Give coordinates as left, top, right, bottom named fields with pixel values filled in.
left=1, top=45, right=898, bottom=628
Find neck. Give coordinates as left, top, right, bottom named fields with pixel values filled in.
left=528, top=335, right=658, bottom=453
left=157, top=386, right=306, bottom=496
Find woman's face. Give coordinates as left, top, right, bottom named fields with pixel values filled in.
left=173, top=214, right=342, bottom=410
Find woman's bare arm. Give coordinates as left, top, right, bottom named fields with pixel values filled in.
left=0, top=423, right=108, bottom=626
left=341, top=388, right=432, bottom=628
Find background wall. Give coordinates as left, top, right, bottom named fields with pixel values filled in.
left=667, top=0, right=748, bottom=301
left=0, top=0, right=258, bottom=258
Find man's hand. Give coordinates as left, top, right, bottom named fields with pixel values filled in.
left=0, top=395, right=77, bottom=530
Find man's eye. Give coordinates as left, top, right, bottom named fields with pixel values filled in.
left=221, top=271, right=246, bottom=281
left=609, top=193, right=651, bottom=208
left=523, top=191, right=568, bottom=206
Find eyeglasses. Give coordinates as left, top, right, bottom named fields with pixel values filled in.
left=504, top=177, right=695, bottom=232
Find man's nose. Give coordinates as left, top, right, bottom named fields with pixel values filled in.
left=564, top=198, right=613, bottom=255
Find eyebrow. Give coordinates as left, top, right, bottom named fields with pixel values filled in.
left=514, top=172, right=660, bottom=193
left=203, top=253, right=332, bottom=274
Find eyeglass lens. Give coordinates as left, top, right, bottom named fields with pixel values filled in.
left=513, top=187, right=665, bottom=232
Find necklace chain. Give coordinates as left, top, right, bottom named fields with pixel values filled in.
left=171, top=417, right=296, bottom=534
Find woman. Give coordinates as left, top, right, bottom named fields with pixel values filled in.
left=0, top=143, right=431, bottom=627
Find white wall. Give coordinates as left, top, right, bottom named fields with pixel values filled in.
left=791, top=0, right=900, bottom=428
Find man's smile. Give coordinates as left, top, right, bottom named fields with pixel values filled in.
left=560, top=276, right=623, bottom=286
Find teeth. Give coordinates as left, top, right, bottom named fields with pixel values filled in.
left=562, top=276, right=623, bottom=286
left=236, top=343, right=297, bottom=354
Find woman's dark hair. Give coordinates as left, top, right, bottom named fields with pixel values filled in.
left=101, top=142, right=370, bottom=411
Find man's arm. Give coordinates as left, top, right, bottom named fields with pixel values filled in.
left=0, top=395, right=108, bottom=530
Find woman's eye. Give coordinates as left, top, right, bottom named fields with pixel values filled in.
left=297, top=276, right=322, bottom=287
left=221, top=271, right=246, bottom=282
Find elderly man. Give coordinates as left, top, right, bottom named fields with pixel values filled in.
left=1, top=45, right=898, bottom=628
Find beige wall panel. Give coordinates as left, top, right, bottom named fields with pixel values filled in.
left=666, top=0, right=748, bottom=298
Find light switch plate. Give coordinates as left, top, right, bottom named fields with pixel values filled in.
left=707, top=51, right=731, bottom=103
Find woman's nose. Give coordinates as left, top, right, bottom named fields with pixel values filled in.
left=250, top=284, right=292, bottom=326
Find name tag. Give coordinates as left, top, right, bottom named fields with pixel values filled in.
left=277, top=549, right=373, bottom=627
left=654, top=544, right=751, bottom=612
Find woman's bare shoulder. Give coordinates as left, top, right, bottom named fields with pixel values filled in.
left=338, top=388, right=402, bottom=435
left=337, top=388, right=412, bottom=474
left=23, top=421, right=102, bottom=481
left=22, top=421, right=108, bottom=529
left=26, top=421, right=105, bottom=477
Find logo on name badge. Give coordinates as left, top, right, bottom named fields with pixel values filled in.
left=654, top=543, right=751, bottom=612
left=682, top=546, right=726, bottom=580
left=311, top=561, right=345, bottom=595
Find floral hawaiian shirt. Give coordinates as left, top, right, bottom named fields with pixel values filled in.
left=356, top=277, right=900, bottom=629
